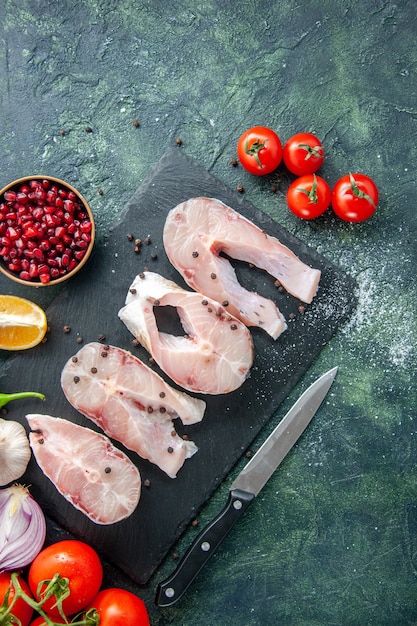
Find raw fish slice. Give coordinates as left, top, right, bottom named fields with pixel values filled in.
left=26, top=413, right=141, bottom=525
left=61, top=342, right=204, bottom=478
left=163, top=197, right=321, bottom=339
left=118, top=271, right=254, bottom=395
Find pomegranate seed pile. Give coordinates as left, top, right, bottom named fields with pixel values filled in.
left=0, top=178, right=93, bottom=284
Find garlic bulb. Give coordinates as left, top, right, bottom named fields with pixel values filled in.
left=0, top=418, right=31, bottom=486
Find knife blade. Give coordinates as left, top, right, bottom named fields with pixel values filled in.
left=155, top=366, right=338, bottom=607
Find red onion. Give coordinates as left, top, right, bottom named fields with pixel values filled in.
left=0, top=484, right=46, bottom=571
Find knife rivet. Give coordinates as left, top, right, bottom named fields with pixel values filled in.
left=201, top=541, right=211, bottom=552
left=165, top=587, right=175, bottom=598
left=233, top=500, right=243, bottom=510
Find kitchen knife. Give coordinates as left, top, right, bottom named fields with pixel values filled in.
left=155, top=366, right=338, bottom=607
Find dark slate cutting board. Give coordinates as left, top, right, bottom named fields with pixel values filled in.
left=0, top=148, right=357, bottom=585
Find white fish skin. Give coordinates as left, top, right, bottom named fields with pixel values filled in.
left=26, top=413, right=141, bottom=525
left=118, top=272, right=254, bottom=395
left=163, top=197, right=321, bottom=338
left=61, top=342, right=204, bottom=478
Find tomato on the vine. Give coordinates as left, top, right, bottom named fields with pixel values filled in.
left=283, top=132, right=324, bottom=176
left=85, top=588, right=150, bottom=626
left=237, top=126, right=282, bottom=175
left=286, top=174, right=331, bottom=219
left=331, top=173, right=378, bottom=222
left=0, top=572, right=34, bottom=626
left=28, top=540, right=103, bottom=618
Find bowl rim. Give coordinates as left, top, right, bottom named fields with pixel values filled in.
left=0, top=175, right=95, bottom=287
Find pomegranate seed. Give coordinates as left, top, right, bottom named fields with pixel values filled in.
left=19, top=271, right=31, bottom=281
left=33, top=248, right=44, bottom=261
left=42, top=179, right=50, bottom=190
left=55, top=242, right=65, bottom=254
left=39, top=272, right=51, bottom=284
left=64, top=199, right=76, bottom=213
left=35, top=188, right=47, bottom=204
left=46, top=190, right=57, bottom=204
left=8, top=262, right=21, bottom=272
left=80, top=220, right=92, bottom=233
left=6, top=226, right=19, bottom=240
left=55, top=226, right=66, bottom=239
left=29, top=180, right=41, bottom=189
left=19, top=184, right=30, bottom=194
left=67, top=259, right=78, bottom=271
left=55, top=196, right=64, bottom=209
left=74, top=249, right=86, bottom=261
left=58, top=188, right=68, bottom=198
left=50, top=268, right=60, bottom=278
left=39, top=239, right=50, bottom=251
left=29, top=263, right=39, bottom=278
left=32, top=207, right=44, bottom=220
left=4, top=190, right=17, bottom=202
left=21, top=259, right=30, bottom=271
left=62, top=253, right=71, bottom=267
left=22, top=225, right=39, bottom=238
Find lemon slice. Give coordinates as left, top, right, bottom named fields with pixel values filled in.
left=0, top=295, right=47, bottom=350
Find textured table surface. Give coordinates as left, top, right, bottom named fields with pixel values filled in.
left=1, top=1, right=416, bottom=624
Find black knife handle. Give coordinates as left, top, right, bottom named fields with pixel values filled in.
left=155, top=488, right=255, bottom=607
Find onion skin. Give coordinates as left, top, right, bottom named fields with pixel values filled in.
left=0, top=484, right=46, bottom=572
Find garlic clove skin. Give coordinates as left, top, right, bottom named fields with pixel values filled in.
left=0, top=418, right=31, bottom=486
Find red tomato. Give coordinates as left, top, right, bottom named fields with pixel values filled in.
left=237, top=126, right=282, bottom=175
left=331, top=173, right=378, bottom=222
left=28, top=540, right=103, bottom=618
left=283, top=132, right=324, bottom=176
left=286, top=174, right=331, bottom=219
left=0, top=572, right=33, bottom=626
left=85, top=588, right=150, bottom=626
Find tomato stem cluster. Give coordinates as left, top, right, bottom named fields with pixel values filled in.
left=0, top=573, right=100, bottom=626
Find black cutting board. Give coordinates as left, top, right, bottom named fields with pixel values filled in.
left=0, top=148, right=357, bottom=585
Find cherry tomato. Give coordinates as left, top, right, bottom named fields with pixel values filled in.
left=331, top=173, right=378, bottom=222
left=28, top=540, right=103, bottom=618
left=286, top=174, right=331, bottom=219
left=237, top=126, right=282, bottom=175
left=283, top=132, right=324, bottom=176
left=85, top=588, right=150, bottom=626
left=0, top=571, right=33, bottom=626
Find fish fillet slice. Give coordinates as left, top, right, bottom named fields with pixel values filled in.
left=61, top=342, right=204, bottom=478
left=27, top=413, right=141, bottom=525
left=118, top=271, right=254, bottom=395
left=163, top=197, right=321, bottom=339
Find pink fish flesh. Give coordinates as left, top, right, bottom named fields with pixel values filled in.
left=26, top=413, right=141, bottom=525
left=163, top=197, right=321, bottom=339
left=118, top=271, right=254, bottom=395
left=61, top=342, right=204, bottom=478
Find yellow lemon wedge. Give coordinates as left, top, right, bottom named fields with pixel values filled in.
left=0, top=295, right=47, bottom=350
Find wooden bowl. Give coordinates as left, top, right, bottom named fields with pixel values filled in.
left=0, top=175, right=95, bottom=287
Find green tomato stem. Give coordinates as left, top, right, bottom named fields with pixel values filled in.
left=0, top=391, right=45, bottom=409
left=245, top=137, right=268, bottom=168
left=296, top=174, right=319, bottom=204
left=349, top=173, right=376, bottom=207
